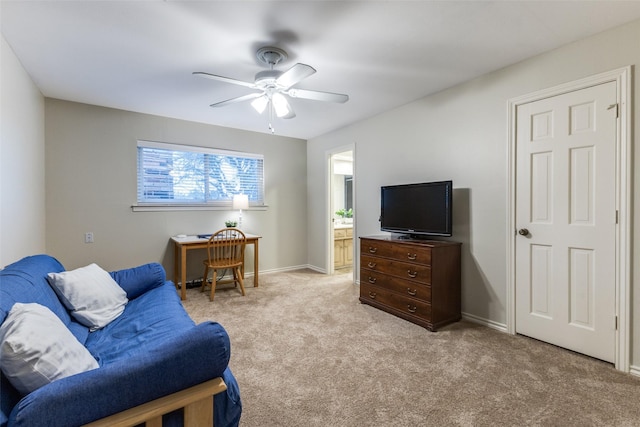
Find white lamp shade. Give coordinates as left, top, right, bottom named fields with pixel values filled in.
left=272, top=93, right=291, bottom=118
left=233, top=194, right=249, bottom=210
left=251, top=95, right=269, bottom=114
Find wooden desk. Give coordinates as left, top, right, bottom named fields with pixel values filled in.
left=172, top=234, right=261, bottom=300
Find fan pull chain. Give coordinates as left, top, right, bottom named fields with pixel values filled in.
left=268, top=56, right=275, bottom=134
left=268, top=97, right=275, bottom=134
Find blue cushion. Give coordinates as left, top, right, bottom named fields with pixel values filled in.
left=109, top=262, right=166, bottom=300
left=0, top=255, right=89, bottom=344
left=0, top=255, right=68, bottom=325
left=86, top=281, right=194, bottom=365
left=0, top=375, right=19, bottom=427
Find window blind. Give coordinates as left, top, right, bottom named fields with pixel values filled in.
left=137, top=140, right=264, bottom=206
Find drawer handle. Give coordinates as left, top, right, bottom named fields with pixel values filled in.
left=407, top=288, right=417, bottom=296
left=407, top=253, right=417, bottom=260
left=407, top=270, right=418, bottom=278
left=368, top=276, right=377, bottom=284
left=367, top=262, right=377, bottom=268
left=407, top=305, right=417, bottom=313
left=368, top=291, right=377, bottom=299
left=368, top=247, right=378, bottom=254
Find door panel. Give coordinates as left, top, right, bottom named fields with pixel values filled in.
left=515, top=81, right=617, bottom=363
left=530, top=244, right=552, bottom=319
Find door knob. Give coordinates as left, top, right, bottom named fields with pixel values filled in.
left=518, top=228, right=530, bottom=236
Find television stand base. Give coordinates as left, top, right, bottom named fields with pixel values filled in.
left=395, top=233, right=446, bottom=241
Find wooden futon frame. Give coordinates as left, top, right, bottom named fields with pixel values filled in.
left=83, top=377, right=227, bottom=427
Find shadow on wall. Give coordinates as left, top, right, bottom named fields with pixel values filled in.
left=452, top=188, right=502, bottom=323
left=162, top=240, right=176, bottom=284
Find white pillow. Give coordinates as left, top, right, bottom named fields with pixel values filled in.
left=0, top=303, right=99, bottom=395
left=47, top=263, right=128, bottom=331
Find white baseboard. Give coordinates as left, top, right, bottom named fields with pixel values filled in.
left=461, top=312, right=508, bottom=333
left=629, top=365, right=640, bottom=378
left=305, top=265, right=326, bottom=274
left=259, top=264, right=324, bottom=275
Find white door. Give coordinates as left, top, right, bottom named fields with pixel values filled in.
left=515, top=81, right=617, bottom=363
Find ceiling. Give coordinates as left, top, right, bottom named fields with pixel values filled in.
left=3, top=1, right=640, bottom=140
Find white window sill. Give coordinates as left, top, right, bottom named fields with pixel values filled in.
left=131, top=204, right=268, bottom=212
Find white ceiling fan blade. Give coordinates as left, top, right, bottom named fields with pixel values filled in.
left=286, top=88, right=349, bottom=103
left=276, top=63, right=316, bottom=89
left=193, top=71, right=256, bottom=89
left=210, top=92, right=263, bottom=108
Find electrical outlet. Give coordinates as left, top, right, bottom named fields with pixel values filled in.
left=85, top=232, right=94, bottom=243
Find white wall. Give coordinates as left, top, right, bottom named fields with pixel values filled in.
left=307, top=19, right=640, bottom=365
left=0, top=35, right=45, bottom=267
left=44, top=99, right=308, bottom=281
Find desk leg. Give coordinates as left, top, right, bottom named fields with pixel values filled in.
left=174, top=242, right=180, bottom=289
left=253, top=239, right=259, bottom=287
left=180, top=245, right=188, bottom=300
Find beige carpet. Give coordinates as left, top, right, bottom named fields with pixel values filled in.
left=182, top=269, right=640, bottom=426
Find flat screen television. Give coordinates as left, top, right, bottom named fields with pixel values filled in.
left=380, top=180, right=453, bottom=238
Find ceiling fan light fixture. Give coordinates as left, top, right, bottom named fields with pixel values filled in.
left=251, top=95, right=269, bottom=114
left=195, top=45, right=348, bottom=133
left=272, top=93, right=291, bottom=118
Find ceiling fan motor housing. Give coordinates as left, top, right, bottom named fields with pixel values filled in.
left=254, top=69, right=284, bottom=89
left=256, top=46, right=288, bottom=67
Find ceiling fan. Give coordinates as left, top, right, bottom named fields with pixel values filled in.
left=194, top=46, right=349, bottom=133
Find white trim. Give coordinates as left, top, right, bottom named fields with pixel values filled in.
left=614, top=67, right=632, bottom=373
left=630, top=365, right=640, bottom=378
left=506, top=66, right=631, bottom=372
left=137, top=139, right=263, bottom=159
left=462, top=312, right=508, bottom=333
left=259, top=265, right=315, bottom=275
left=132, top=205, right=268, bottom=212
left=326, top=144, right=356, bottom=277
left=306, top=265, right=327, bottom=274
left=327, top=150, right=335, bottom=275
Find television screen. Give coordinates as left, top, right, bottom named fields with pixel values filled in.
left=380, top=181, right=453, bottom=237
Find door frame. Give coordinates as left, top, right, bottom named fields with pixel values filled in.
left=506, top=67, right=631, bottom=372
left=326, top=144, right=355, bottom=277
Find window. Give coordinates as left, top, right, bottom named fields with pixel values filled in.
left=136, top=140, right=264, bottom=207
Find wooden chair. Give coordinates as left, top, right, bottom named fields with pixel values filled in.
left=201, top=228, right=247, bottom=301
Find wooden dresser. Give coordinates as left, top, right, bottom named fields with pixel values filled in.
left=359, top=236, right=461, bottom=331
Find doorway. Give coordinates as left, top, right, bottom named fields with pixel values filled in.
left=329, top=149, right=354, bottom=276
left=507, top=67, right=631, bottom=371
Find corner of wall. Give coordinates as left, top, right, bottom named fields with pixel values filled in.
left=0, top=35, right=46, bottom=266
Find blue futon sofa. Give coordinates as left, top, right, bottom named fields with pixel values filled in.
left=0, top=254, right=241, bottom=427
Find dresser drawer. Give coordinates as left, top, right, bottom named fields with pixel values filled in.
left=360, top=269, right=432, bottom=302
left=360, top=283, right=432, bottom=321
left=361, top=239, right=432, bottom=265
left=361, top=254, right=431, bottom=285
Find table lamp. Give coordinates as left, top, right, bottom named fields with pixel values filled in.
left=232, top=194, right=249, bottom=229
